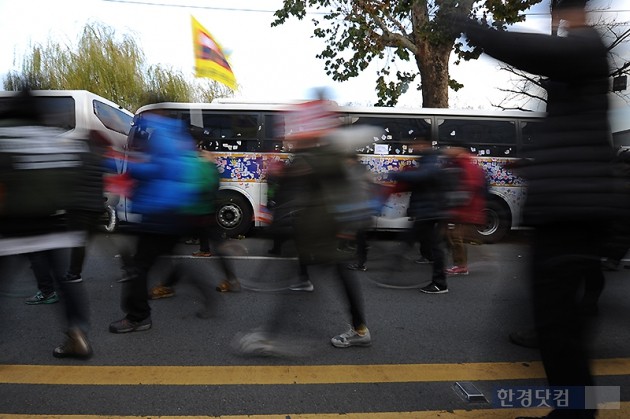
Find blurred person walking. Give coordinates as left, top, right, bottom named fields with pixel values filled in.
left=234, top=98, right=372, bottom=354
left=149, top=147, right=241, bottom=301
left=64, top=129, right=111, bottom=282
left=442, top=147, right=487, bottom=276
left=106, top=111, right=207, bottom=333
left=344, top=154, right=384, bottom=272
left=23, top=130, right=108, bottom=306
left=390, top=136, right=450, bottom=294
left=456, top=1, right=630, bottom=418
left=265, top=156, right=314, bottom=291
left=0, top=88, right=92, bottom=359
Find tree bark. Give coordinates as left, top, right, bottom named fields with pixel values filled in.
left=416, top=43, right=452, bottom=108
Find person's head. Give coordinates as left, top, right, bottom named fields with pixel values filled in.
left=283, top=99, right=340, bottom=150
left=552, top=0, right=588, bottom=33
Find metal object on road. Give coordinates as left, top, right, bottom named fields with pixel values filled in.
left=453, top=381, right=488, bottom=403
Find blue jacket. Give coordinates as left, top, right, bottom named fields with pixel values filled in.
left=119, top=114, right=199, bottom=216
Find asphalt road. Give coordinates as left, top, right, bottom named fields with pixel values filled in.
left=1, top=229, right=629, bottom=418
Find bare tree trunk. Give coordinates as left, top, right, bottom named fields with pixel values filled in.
left=416, top=43, right=452, bottom=108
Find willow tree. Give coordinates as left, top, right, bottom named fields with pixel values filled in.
left=3, top=22, right=232, bottom=112
left=272, top=0, right=541, bottom=107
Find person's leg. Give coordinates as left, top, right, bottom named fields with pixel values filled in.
left=120, top=232, right=178, bottom=322
left=268, top=235, right=285, bottom=255
left=356, top=229, right=368, bottom=267
left=531, top=226, right=597, bottom=419
left=41, top=248, right=93, bottom=359
left=52, top=248, right=90, bottom=333
left=330, top=263, right=371, bottom=348
left=347, top=230, right=368, bottom=271
left=67, top=246, right=86, bottom=277
left=579, top=270, right=605, bottom=315
left=207, top=218, right=240, bottom=292
left=337, top=263, right=367, bottom=330
left=418, top=225, right=435, bottom=262
left=430, top=220, right=447, bottom=288
left=66, top=210, right=101, bottom=278
left=449, top=223, right=467, bottom=267
left=193, top=215, right=212, bottom=255
left=25, top=252, right=57, bottom=303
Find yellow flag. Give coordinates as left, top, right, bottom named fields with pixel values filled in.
left=191, top=16, right=237, bottom=90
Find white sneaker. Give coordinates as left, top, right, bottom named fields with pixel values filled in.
left=234, top=331, right=276, bottom=356
left=233, top=331, right=301, bottom=357
left=331, top=328, right=372, bottom=348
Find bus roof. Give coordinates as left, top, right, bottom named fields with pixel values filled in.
left=135, top=101, right=546, bottom=120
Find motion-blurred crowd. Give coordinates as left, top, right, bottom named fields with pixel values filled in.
left=1, top=2, right=628, bottom=417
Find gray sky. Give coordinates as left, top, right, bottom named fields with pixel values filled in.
left=0, top=0, right=628, bottom=130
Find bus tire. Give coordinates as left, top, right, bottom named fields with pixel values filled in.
left=100, top=205, right=118, bottom=233
left=215, top=191, right=253, bottom=238
left=475, top=198, right=511, bottom=244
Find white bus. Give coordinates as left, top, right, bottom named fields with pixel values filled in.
left=0, top=90, right=134, bottom=231
left=120, top=102, right=544, bottom=243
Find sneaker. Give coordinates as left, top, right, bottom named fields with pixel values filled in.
left=53, top=328, right=93, bottom=359
left=419, top=283, right=448, bottom=294
left=216, top=279, right=241, bottom=293
left=331, top=327, right=372, bottom=348
left=109, top=317, right=152, bottom=334
left=445, top=266, right=469, bottom=275
left=289, top=279, right=314, bottom=292
left=347, top=263, right=367, bottom=271
left=192, top=251, right=212, bottom=257
left=63, top=273, right=83, bottom=283
left=414, top=257, right=433, bottom=264
left=233, top=331, right=301, bottom=357
left=25, top=291, right=59, bottom=305
left=233, top=331, right=282, bottom=356
left=149, top=284, right=175, bottom=300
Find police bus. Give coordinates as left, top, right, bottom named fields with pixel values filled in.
left=120, top=101, right=543, bottom=243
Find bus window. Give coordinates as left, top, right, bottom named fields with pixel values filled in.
left=262, top=113, right=286, bottom=152
left=0, top=96, right=77, bottom=130
left=346, top=115, right=431, bottom=155
left=93, top=100, right=133, bottom=135
left=438, top=118, right=517, bottom=157
left=184, top=111, right=260, bottom=152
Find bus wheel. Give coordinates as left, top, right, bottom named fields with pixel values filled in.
left=100, top=205, right=118, bottom=233
left=475, top=199, right=510, bottom=244
left=216, top=191, right=253, bottom=238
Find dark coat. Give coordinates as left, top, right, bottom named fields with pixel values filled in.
left=390, top=150, right=447, bottom=221
left=282, top=145, right=351, bottom=264
left=463, top=22, right=629, bottom=226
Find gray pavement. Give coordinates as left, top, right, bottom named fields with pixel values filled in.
left=1, top=230, right=629, bottom=417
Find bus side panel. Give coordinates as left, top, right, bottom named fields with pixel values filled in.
left=477, top=157, right=527, bottom=229
left=213, top=152, right=278, bottom=229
